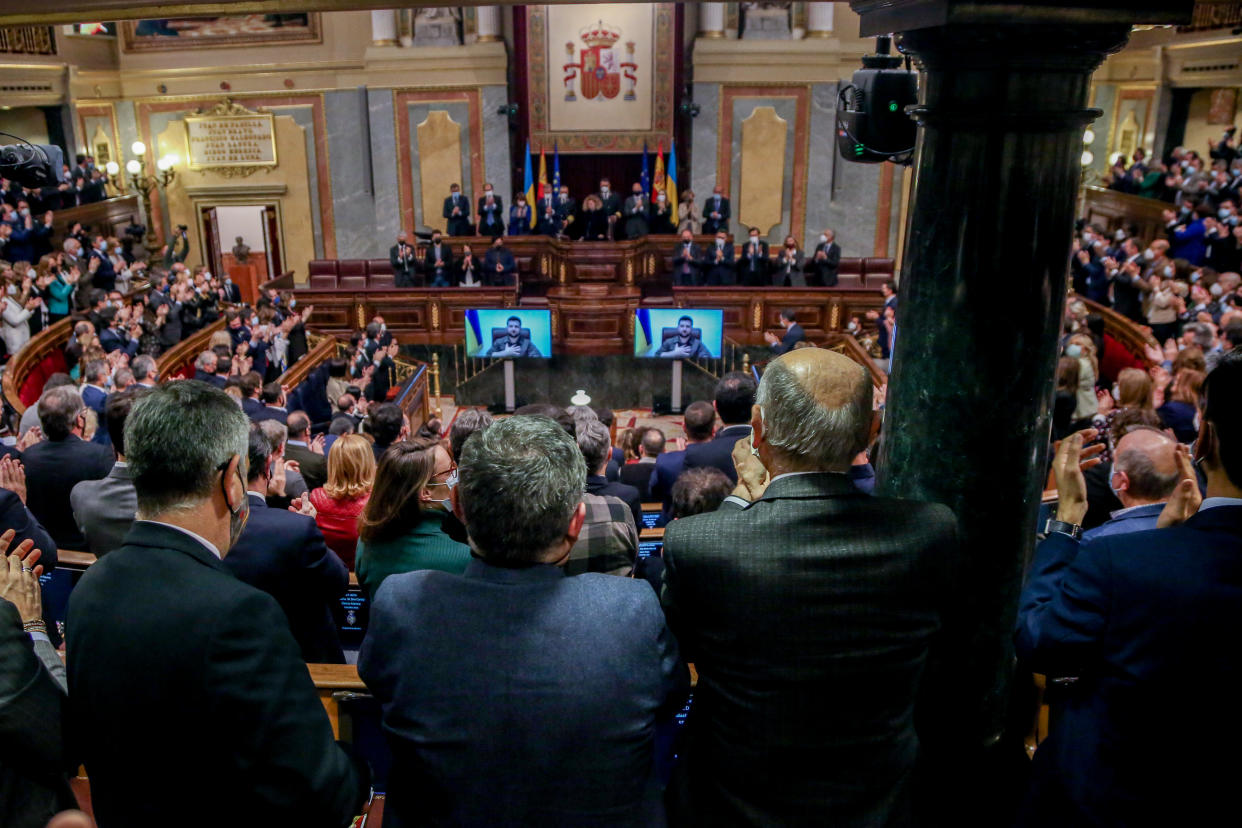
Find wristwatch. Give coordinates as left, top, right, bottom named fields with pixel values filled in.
left=1043, top=519, right=1082, bottom=540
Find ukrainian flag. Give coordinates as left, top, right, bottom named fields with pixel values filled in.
left=465, top=309, right=484, bottom=354
left=634, top=308, right=654, bottom=355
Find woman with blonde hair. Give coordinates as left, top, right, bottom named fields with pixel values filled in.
left=355, top=435, right=470, bottom=601
left=1066, top=333, right=1099, bottom=421
left=309, top=433, right=376, bottom=570
left=678, top=188, right=702, bottom=235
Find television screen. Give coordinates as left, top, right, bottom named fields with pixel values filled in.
left=465, top=309, right=553, bottom=359
left=634, top=309, right=723, bottom=359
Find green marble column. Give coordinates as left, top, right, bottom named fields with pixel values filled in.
left=849, top=0, right=1192, bottom=822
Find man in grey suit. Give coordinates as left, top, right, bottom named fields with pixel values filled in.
left=71, top=387, right=147, bottom=557
left=661, top=348, right=961, bottom=827
left=360, top=415, right=688, bottom=827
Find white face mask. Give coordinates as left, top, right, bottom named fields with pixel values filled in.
left=1142, top=249, right=1154, bottom=261
left=1066, top=343, right=1082, bottom=358
left=1210, top=283, right=1223, bottom=297
left=716, top=239, right=724, bottom=248
left=1163, top=265, right=1174, bottom=277
left=1220, top=208, right=1233, bottom=219
left=600, top=186, right=609, bottom=194
left=819, top=234, right=828, bottom=244
left=750, top=236, right=759, bottom=243
left=485, top=189, right=493, bottom=197
left=5, top=284, right=16, bottom=295
left=1114, top=229, right=1126, bottom=241
left=658, top=194, right=666, bottom=202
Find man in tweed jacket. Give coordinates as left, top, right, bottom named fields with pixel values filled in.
left=661, top=349, right=960, bottom=827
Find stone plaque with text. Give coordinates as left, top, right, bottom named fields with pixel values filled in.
left=184, top=113, right=277, bottom=169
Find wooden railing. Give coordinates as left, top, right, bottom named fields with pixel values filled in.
left=1072, top=293, right=1160, bottom=368
left=50, top=195, right=142, bottom=247
left=157, top=318, right=226, bottom=381
left=2, top=317, right=74, bottom=415
left=824, top=332, right=888, bottom=389
left=1081, top=186, right=1170, bottom=244
left=276, top=333, right=337, bottom=388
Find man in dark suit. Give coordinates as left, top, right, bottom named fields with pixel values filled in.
left=67, top=382, right=366, bottom=827
left=239, top=371, right=264, bottom=418
left=579, top=419, right=643, bottom=529
left=368, top=402, right=408, bottom=463
left=672, top=229, right=703, bottom=286
left=739, top=227, right=770, bottom=286
left=483, top=236, right=517, bottom=286
left=70, top=387, right=146, bottom=557
left=193, top=350, right=227, bottom=388
left=623, top=183, right=650, bottom=240
left=650, top=401, right=715, bottom=523
left=808, top=228, right=842, bottom=286
left=703, top=229, right=736, bottom=286
left=619, top=427, right=663, bottom=501
left=390, top=231, right=420, bottom=287
left=1015, top=351, right=1242, bottom=827
left=765, top=308, right=806, bottom=355
left=285, top=411, right=328, bottom=492
left=596, top=178, right=623, bottom=240
left=0, top=455, right=58, bottom=574
left=443, top=183, right=472, bottom=236
left=358, top=415, right=687, bottom=828
left=1, top=543, right=76, bottom=828
left=86, top=235, right=116, bottom=293
left=22, top=386, right=114, bottom=550
left=476, top=183, right=504, bottom=238
left=683, top=371, right=757, bottom=484
left=554, top=184, right=577, bottom=235
left=702, top=185, right=731, bottom=235
left=225, top=428, right=349, bottom=664
left=251, top=382, right=289, bottom=426
left=422, top=230, right=453, bottom=288
left=662, top=349, right=960, bottom=827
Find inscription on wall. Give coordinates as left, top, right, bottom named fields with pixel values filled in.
left=184, top=114, right=277, bottom=169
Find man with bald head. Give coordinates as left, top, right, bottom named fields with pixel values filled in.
left=661, top=348, right=961, bottom=827
left=1083, top=426, right=1180, bottom=542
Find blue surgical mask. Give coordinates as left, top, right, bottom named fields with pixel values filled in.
left=431, top=469, right=457, bottom=512
left=1107, top=463, right=1122, bottom=501
left=1066, top=343, right=1082, bottom=358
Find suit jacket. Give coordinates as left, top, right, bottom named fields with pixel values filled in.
left=483, top=247, right=517, bottom=287
left=422, top=242, right=453, bottom=286
left=193, top=369, right=227, bottom=388
left=1079, top=502, right=1163, bottom=543
left=648, top=449, right=687, bottom=521
left=23, top=435, right=114, bottom=550
left=358, top=558, right=688, bottom=828
left=286, top=441, right=328, bottom=492
left=70, top=462, right=136, bottom=557
left=619, top=460, right=656, bottom=501
left=773, top=247, right=805, bottom=287
left=672, top=242, right=703, bottom=285
left=225, top=494, right=350, bottom=663
left=67, top=521, right=366, bottom=827
left=0, top=600, right=74, bottom=828
left=0, top=489, right=57, bottom=572
left=682, top=424, right=751, bottom=483
left=809, top=241, right=841, bottom=286
left=443, top=194, right=472, bottom=236
left=586, top=474, right=643, bottom=530
left=390, top=242, right=420, bottom=287
left=623, top=194, right=650, bottom=238
left=739, top=239, right=770, bottom=286
left=661, top=473, right=959, bottom=827
left=477, top=195, right=505, bottom=234
left=1015, top=505, right=1242, bottom=827
left=702, top=196, right=731, bottom=234
left=771, top=323, right=806, bottom=356
left=703, top=243, right=736, bottom=286
left=252, top=405, right=289, bottom=426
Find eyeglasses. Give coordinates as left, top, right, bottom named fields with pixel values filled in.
left=428, top=464, right=458, bottom=487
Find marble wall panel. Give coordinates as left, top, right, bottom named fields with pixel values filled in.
left=369, top=89, right=401, bottom=243
left=480, top=85, right=513, bottom=210
left=325, top=89, right=372, bottom=259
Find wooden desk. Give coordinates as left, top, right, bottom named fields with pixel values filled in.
left=671, top=286, right=887, bottom=346
left=547, top=284, right=642, bottom=355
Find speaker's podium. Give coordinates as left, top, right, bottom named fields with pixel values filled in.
left=229, top=264, right=261, bottom=304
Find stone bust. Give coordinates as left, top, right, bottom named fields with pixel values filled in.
left=232, top=236, right=250, bottom=264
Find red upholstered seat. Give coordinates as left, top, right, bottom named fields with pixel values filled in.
left=838, top=258, right=863, bottom=275
left=309, top=274, right=339, bottom=289
left=338, top=260, right=368, bottom=278
left=862, top=258, right=895, bottom=286
left=308, top=260, right=339, bottom=277
left=368, top=274, right=396, bottom=289
left=366, top=259, right=394, bottom=277
left=836, top=274, right=865, bottom=289
left=338, top=276, right=368, bottom=290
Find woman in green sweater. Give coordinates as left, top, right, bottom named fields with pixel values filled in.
left=356, top=435, right=472, bottom=601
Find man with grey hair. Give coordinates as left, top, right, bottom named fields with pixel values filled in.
left=132, top=353, right=158, bottom=388
left=192, top=350, right=225, bottom=388
left=661, top=348, right=960, bottom=827
left=359, top=415, right=686, bottom=827
left=67, top=381, right=367, bottom=827
left=1082, top=426, right=1180, bottom=542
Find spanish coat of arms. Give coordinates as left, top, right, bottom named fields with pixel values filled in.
left=562, top=20, right=638, bottom=102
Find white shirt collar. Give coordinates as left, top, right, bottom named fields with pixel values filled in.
left=288, top=439, right=307, bottom=447
left=1199, top=497, right=1242, bottom=512
left=133, top=519, right=222, bottom=560
left=768, top=470, right=823, bottom=485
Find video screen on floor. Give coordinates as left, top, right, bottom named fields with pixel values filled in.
left=634, top=309, right=723, bottom=359
left=465, top=309, right=552, bottom=359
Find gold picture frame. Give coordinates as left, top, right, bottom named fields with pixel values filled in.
left=121, top=14, right=321, bottom=53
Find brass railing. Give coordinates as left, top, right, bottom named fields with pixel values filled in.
left=0, top=25, right=54, bottom=54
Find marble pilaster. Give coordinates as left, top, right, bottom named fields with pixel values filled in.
left=369, top=89, right=401, bottom=244
left=324, top=89, right=375, bottom=259
left=689, top=83, right=720, bottom=215
left=480, top=85, right=513, bottom=214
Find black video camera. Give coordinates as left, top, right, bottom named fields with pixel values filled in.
left=836, top=36, right=917, bottom=165
left=0, top=139, right=65, bottom=188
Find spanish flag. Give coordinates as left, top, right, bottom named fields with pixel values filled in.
left=666, top=140, right=679, bottom=225
left=538, top=146, right=549, bottom=201
left=654, top=141, right=665, bottom=201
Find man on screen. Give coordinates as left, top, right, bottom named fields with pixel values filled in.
left=659, top=315, right=714, bottom=360
left=488, top=315, right=542, bottom=358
